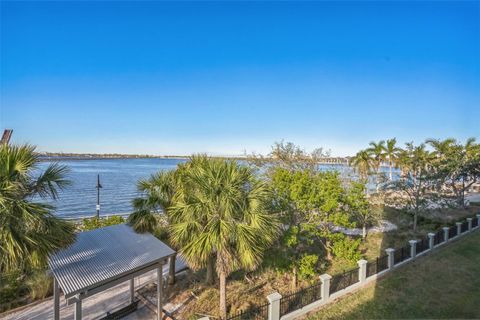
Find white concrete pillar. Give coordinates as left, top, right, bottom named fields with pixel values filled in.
left=74, top=299, right=82, bottom=320
left=476, top=214, right=480, bottom=228
left=467, top=218, right=473, bottom=232
left=320, top=274, right=332, bottom=300
left=130, top=278, right=135, bottom=303
left=357, top=259, right=367, bottom=282
left=157, top=264, right=163, bottom=320
left=53, top=278, right=60, bottom=320
left=267, top=292, right=282, bottom=320
left=428, top=233, right=435, bottom=250
left=385, top=248, right=395, bottom=269
left=409, top=240, right=417, bottom=259
left=456, top=222, right=462, bottom=236
left=443, top=227, right=450, bottom=242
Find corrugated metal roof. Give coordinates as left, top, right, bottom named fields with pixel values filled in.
left=48, top=224, right=175, bottom=298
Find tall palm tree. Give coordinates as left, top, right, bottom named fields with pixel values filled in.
left=168, top=156, right=279, bottom=319
left=367, top=141, right=386, bottom=192
left=350, top=149, right=374, bottom=182
left=384, top=138, right=402, bottom=181
left=0, top=144, right=75, bottom=272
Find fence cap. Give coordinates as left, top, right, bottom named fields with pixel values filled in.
left=319, top=273, right=332, bottom=281
left=477, top=213, right=480, bottom=217
left=409, top=239, right=417, bottom=244
left=443, top=227, right=450, bottom=231
left=385, top=248, right=395, bottom=253
left=267, top=292, right=282, bottom=302
left=357, top=259, right=368, bottom=266
left=467, top=217, right=473, bottom=221
left=456, top=222, right=463, bottom=226
left=427, top=232, right=435, bottom=237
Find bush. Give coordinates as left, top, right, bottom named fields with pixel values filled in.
left=80, top=215, right=125, bottom=231
left=332, top=236, right=361, bottom=262
left=298, top=254, right=319, bottom=280
left=26, top=271, right=53, bottom=300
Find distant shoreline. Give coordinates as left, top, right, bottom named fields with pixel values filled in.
left=37, top=153, right=246, bottom=161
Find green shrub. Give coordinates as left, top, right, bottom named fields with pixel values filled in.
left=298, top=254, right=319, bottom=280
left=80, top=215, right=125, bottom=231
left=26, top=271, right=53, bottom=300
left=332, top=236, right=361, bottom=262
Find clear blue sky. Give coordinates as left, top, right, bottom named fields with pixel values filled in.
left=1, top=1, right=479, bottom=156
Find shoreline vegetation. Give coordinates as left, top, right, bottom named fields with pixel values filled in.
left=2, top=138, right=479, bottom=319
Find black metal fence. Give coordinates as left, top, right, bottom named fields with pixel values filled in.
left=329, top=267, right=359, bottom=295
left=227, top=302, right=269, bottom=320
left=461, top=221, right=468, bottom=233
left=449, top=226, right=457, bottom=239
left=472, top=217, right=478, bottom=228
left=366, top=254, right=387, bottom=278
left=394, top=245, right=410, bottom=264
left=416, top=237, right=429, bottom=254
left=279, top=282, right=322, bottom=316
left=433, top=229, right=444, bottom=245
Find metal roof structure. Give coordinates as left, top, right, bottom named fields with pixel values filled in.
left=48, top=223, right=175, bottom=300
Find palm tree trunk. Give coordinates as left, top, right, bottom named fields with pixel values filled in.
left=206, top=255, right=216, bottom=284
left=389, top=161, right=393, bottom=181
left=219, top=271, right=227, bottom=319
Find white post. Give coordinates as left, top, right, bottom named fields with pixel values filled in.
left=74, top=299, right=82, bottom=320
left=476, top=214, right=480, bottom=228
left=130, top=278, right=135, bottom=303
left=467, top=218, right=473, bottom=232
left=357, top=259, right=367, bottom=283
left=428, top=233, right=435, bottom=250
left=267, top=292, right=282, bottom=320
left=53, top=278, right=60, bottom=320
left=443, top=227, right=450, bottom=242
left=320, top=274, right=332, bottom=300
left=157, top=264, right=163, bottom=320
left=409, top=240, right=417, bottom=259
left=385, top=248, right=395, bottom=269
left=456, top=222, right=462, bottom=236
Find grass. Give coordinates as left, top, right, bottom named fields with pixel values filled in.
left=305, top=230, right=480, bottom=319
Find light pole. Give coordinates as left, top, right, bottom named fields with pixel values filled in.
left=96, top=174, right=102, bottom=218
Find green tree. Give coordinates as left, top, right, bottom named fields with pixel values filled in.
left=350, top=149, right=374, bottom=182
left=367, top=140, right=386, bottom=192
left=389, top=143, right=434, bottom=232
left=384, top=138, right=401, bottom=181
left=345, top=181, right=377, bottom=239
left=427, top=138, right=480, bottom=208
left=270, top=167, right=359, bottom=287
left=0, top=144, right=75, bottom=272
left=168, top=156, right=279, bottom=319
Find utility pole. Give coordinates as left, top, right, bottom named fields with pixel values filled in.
left=96, top=174, right=102, bottom=218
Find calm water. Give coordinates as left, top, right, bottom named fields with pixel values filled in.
left=37, top=158, right=391, bottom=219
left=37, top=158, right=187, bottom=219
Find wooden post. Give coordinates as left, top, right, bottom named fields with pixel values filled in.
left=168, top=254, right=176, bottom=285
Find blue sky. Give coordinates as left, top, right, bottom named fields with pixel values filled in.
left=1, top=1, right=479, bottom=156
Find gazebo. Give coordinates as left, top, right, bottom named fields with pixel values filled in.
left=48, top=223, right=177, bottom=320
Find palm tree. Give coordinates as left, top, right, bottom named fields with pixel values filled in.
left=0, top=144, right=75, bottom=272
left=367, top=141, right=386, bottom=191
left=384, top=138, right=401, bottom=181
left=350, top=149, right=374, bottom=182
left=128, top=170, right=177, bottom=233
left=168, top=156, right=279, bottom=319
